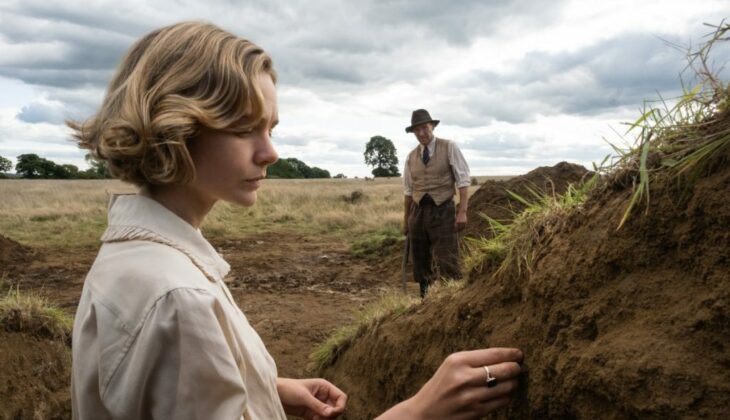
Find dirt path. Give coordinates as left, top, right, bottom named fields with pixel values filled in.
left=3, top=229, right=413, bottom=380
left=214, top=231, right=411, bottom=377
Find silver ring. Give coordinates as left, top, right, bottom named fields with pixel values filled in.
left=483, top=365, right=498, bottom=388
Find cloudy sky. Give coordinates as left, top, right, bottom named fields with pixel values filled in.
left=1, top=0, right=729, bottom=177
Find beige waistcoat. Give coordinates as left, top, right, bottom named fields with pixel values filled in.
left=408, top=138, right=456, bottom=205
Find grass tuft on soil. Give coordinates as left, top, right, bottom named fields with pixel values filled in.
left=464, top=174, right=599, bottom=278
left=601, top=22, right=730, bottom=228
left=0, top=287, right=73, bottom=342
left=350, top=226, right=404, bottom=259
left=465, top=22, right=730, bottom=279
left=309, top=291, right=420, bottom=370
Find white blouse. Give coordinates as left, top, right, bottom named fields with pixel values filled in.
left=71, top=194, right=286, bottom=419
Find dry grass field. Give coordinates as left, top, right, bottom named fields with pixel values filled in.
left=0, top=177, right=501, bottom=250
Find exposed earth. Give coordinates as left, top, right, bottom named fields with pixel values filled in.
left=318, top=153, right=730, bottom=418
left=464, top=161, right=592, bottom=239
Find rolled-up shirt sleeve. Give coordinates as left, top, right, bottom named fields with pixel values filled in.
left=448, top=141, right=471, bottom=188
left=103, top=288, right=248, bottom=419
left=403, top=154, right=413, bottom=196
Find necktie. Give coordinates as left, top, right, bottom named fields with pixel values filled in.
left=422, top=146, right=430, bottom=164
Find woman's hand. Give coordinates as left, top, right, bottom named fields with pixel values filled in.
left=276, top=377, right=347, bottom=419
left=377, top=347, right=523, bottom=420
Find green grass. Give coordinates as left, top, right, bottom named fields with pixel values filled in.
left=463, top=23, right=730, bottom=279
left=350, top=226, right=404, bottom=259
left=425, top=278, right=467, bottom=299
left=606, top=22, right=730, bottom=229
left=0, top=287, right=73, bottom=342
left=309, top=291, right=420, bottom=370
left=465, top=175, right=598, bottom=278
left=309, top=280, right=466, bottom=372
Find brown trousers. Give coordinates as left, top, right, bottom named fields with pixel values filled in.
left=408, top=196, right=461, bottom=298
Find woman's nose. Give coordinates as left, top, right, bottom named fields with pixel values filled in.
left=256, top=136, right=278, bottom=166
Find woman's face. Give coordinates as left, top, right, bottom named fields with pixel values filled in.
left=187, top=73, right=279, bottom=207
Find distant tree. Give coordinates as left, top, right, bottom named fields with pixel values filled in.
left=285, top=158, right=311, bottom=177
left=61, top=164, right=80, bottom=178
left=364, top=135, right=400, bottom=177
left=15, top=154, right=98, bottom=179
left=84, top=154, right=111, bottom=178
left=371, top=167, right=395, bottom=177
left=47, top=163, right=67, bottom=179
left=267, top=159, right=300, bottom=178
left=15, top=154, right=49, bottom=178
left=307, top=166, right=330, bottom=178
left=0, top=155, right=12, bottom=172
left=333, top=173, right=346, bottom=179
left=267, top=157, right=331, bottom=179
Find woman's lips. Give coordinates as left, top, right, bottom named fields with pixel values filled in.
left=244, top=176, right=264, bottom=187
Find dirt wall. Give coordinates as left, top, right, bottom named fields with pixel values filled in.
left=319, top=152, right=730, bottom=419
left=465, top=161, right=591, bottom=239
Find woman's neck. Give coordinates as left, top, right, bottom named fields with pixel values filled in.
left=139, top=184, right=215, bottom=229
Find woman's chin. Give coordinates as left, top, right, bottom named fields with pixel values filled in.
left=227, top=191, right=257, bottom=207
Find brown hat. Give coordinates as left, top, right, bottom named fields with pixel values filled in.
left=405, top=109, right=440, bottom=133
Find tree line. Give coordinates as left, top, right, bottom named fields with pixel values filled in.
left=266, top=157, right=331, bottom=179
left=0, top=153, right=333, bottom=180
left=2, top=134, right=403, bottom=180
left=0, top=154, right=110, bottom=179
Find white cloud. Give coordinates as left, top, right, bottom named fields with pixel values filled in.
left=0, top=107, right=84, bottom=168
left=0, top=0, right=729, bottom=177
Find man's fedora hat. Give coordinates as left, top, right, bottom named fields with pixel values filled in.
left=405, top=109, right=440, bottom=133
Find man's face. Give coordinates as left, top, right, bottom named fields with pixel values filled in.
left=412, top=123, right=434, bottom=146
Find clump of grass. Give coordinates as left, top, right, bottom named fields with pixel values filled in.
left=350, top=226, right=404, bottom=259
left=465, top=23, right=730, bottom=278
left=603, top=22, right=730, bottom=228
left=0, top=287, right=73, bottom=342
left=465, top=22, right=730, bottom=280
left=463, top=218, right=509, bottom=275
left=309, top=291, right=420, bottom=370
left=425, top=278, right=467, bottom=300
left=465, top=176, right=598, bottom=278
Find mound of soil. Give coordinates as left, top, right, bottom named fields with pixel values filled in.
left=464, top=161, right=591, bottom=239
left=0, top=331, right=71, bottom=419
left=0, top=234, right=33, bottom=269
left=319, top=151, right=730, bottom=418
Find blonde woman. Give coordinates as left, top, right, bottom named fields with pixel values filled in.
left=70, top=21, right=523, bottom=419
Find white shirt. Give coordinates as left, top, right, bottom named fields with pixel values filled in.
left=403, top=137, right=471, bottom=196
left=71, top=194, right=287, bottom=420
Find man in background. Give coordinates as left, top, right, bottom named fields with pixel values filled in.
left=403, top=109, right=471, bottom=298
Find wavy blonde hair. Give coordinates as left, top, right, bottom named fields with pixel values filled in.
left=69, top=21, right=276, bottom=186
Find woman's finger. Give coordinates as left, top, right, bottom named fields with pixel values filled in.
left=473, top=395, right=513, bottom=415
left=464, top=361, right=522, bottom=388
left=452, top=347, right=523, bottom=368
left=455, top=378, right=520, bottom=406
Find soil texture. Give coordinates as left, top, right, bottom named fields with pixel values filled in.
left=319, top=154, right=730, bottom=419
